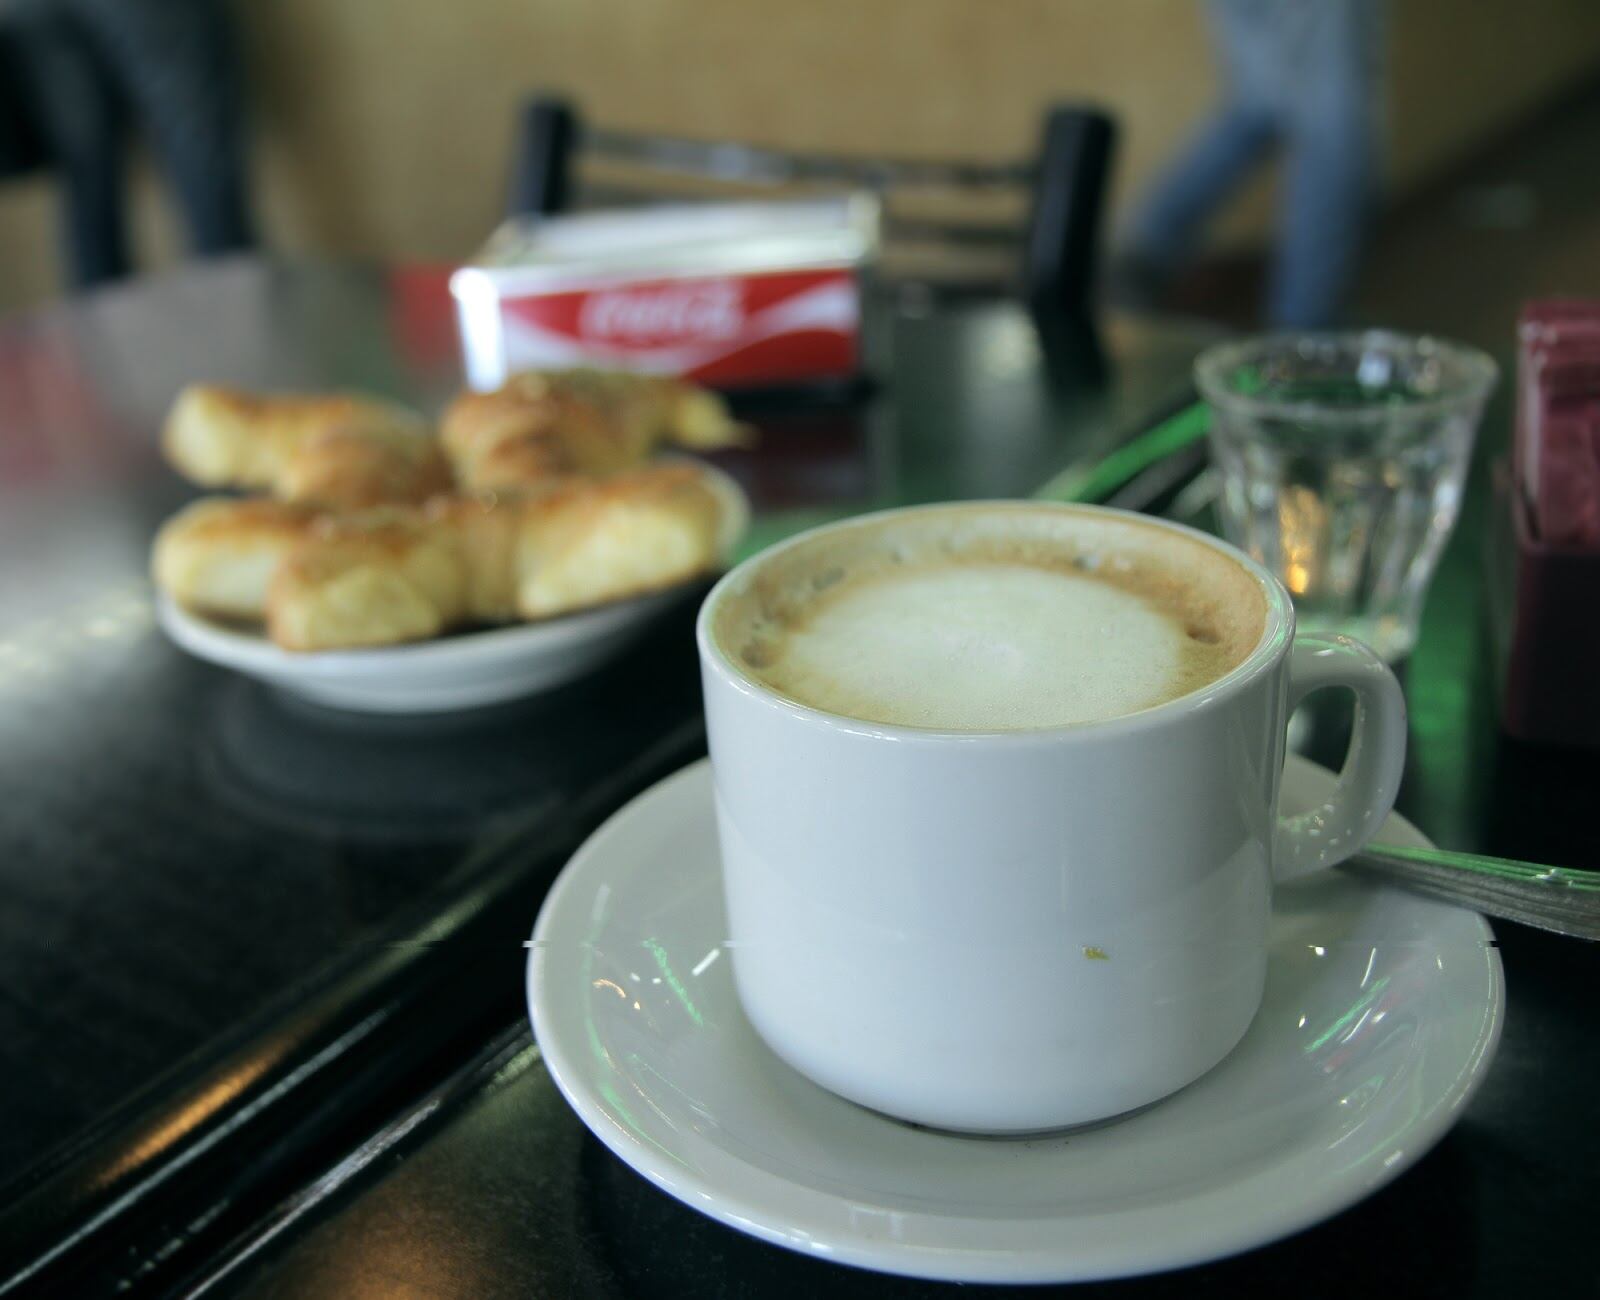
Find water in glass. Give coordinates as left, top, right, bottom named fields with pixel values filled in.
left=1198, top=335, right=1496, bottom=661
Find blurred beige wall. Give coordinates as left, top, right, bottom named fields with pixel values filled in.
left=1, top=0, right=1599, bottom=310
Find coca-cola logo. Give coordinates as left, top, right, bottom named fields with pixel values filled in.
left=577, top=279, right=745, bottom=343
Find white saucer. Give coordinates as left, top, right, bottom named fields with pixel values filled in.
left=527, top=754, right=1504, bottom=1284
left=158, top=462, right=749, bottom=714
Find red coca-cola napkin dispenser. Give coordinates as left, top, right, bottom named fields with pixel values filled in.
left=450, top=196, right=878, bottom=391
left=1493, top=301, right=1600, bottom=747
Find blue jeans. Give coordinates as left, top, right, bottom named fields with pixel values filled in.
left=1126, top=0, right=1382, bottom=328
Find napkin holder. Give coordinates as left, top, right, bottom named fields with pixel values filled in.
left=451, top=195, right=879, bottom=392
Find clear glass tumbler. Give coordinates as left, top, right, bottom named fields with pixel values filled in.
left=1195, top=332, right=1497, bottom=661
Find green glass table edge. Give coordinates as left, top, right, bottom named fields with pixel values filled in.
left=1030, top=400, right=1211, bottom=505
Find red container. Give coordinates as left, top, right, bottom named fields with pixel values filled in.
left=1495, top=299, right=1600, bottom=746
left=1492, top=461, right=1600, bottom=747
left=451, top=197, right=878, bottom=391
left=1516, top=300, right=1600, bottom=545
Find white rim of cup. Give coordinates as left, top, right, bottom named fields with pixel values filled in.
left=696, top=500, right=1295, bottom=746
left=1193, top=329, right=1499, bottom=427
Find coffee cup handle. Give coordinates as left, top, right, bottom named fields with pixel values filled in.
left=1274, top=632, right=1408, bottom=883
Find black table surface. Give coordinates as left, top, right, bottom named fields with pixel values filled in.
left=0, top=260, right=1223, bottom=1295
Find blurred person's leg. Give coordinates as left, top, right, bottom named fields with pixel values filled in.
left=1120, top=0, right=1282, bottom=295
left=65, top=0, right=254, bottom=255
left=1122, top=103, right=1276, bottom=283
left=1270, top=112, right=1370, bottom=328
left=1267, top=0, right=1384, bottom=327
left=9, top=10, right=130, bottom=287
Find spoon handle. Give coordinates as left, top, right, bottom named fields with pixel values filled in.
left=1341, top=843, right=1600, bottom=941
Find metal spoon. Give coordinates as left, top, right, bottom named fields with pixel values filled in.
left=1342, top=843, right=1600, bottom=940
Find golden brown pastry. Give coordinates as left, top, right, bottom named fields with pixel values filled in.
left=162, top=385, right=451, bottom=509
left=440, top=369, right=748, bottom=492
left=154, top=464, right=728, bottom=650
left=275, top=425, right=454, bottom=509
left=266, top=507, right=467, bottom=651
left=513, top=462, right=725, bottom=619
left=419, top=492, right=525, bottom=624
left=151, top=497, right=324, bottom=620
left=463, top=431, right=576, bottom=493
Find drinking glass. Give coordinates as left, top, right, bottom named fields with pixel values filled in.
left=1196, top=332, right=1497, bottom=661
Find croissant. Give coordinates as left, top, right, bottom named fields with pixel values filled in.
left=265, top=506, right=469, bottom=650
left=151, top=496, right=324, bottom=620
left=504, top=462, right=725, bottom=620
left=441, top=369, right=747, bottom=492
left=163, top=385, right=453, bottom=509
left=153, top=464, right=726, bottom=651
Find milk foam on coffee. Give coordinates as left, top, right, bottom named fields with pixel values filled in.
left=713, top=505, right=1269, bottom=731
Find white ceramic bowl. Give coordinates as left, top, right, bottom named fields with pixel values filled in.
left=157, top=462, right=749, bottom=714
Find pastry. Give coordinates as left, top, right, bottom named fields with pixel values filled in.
left=163, top=385, right=451, bottom=509
left=511, top=462, right=724, bottom=619
left=440, top=369, right=747, bottom=491
left=154, top=464, right=727, bottom=650
left=151, top=497, right=324, bottom=620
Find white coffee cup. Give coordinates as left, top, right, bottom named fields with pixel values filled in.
left=696, top=502, right=1406, bottom=1133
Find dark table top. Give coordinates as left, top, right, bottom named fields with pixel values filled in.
left=2, top=258, right=1595, bottom=1297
